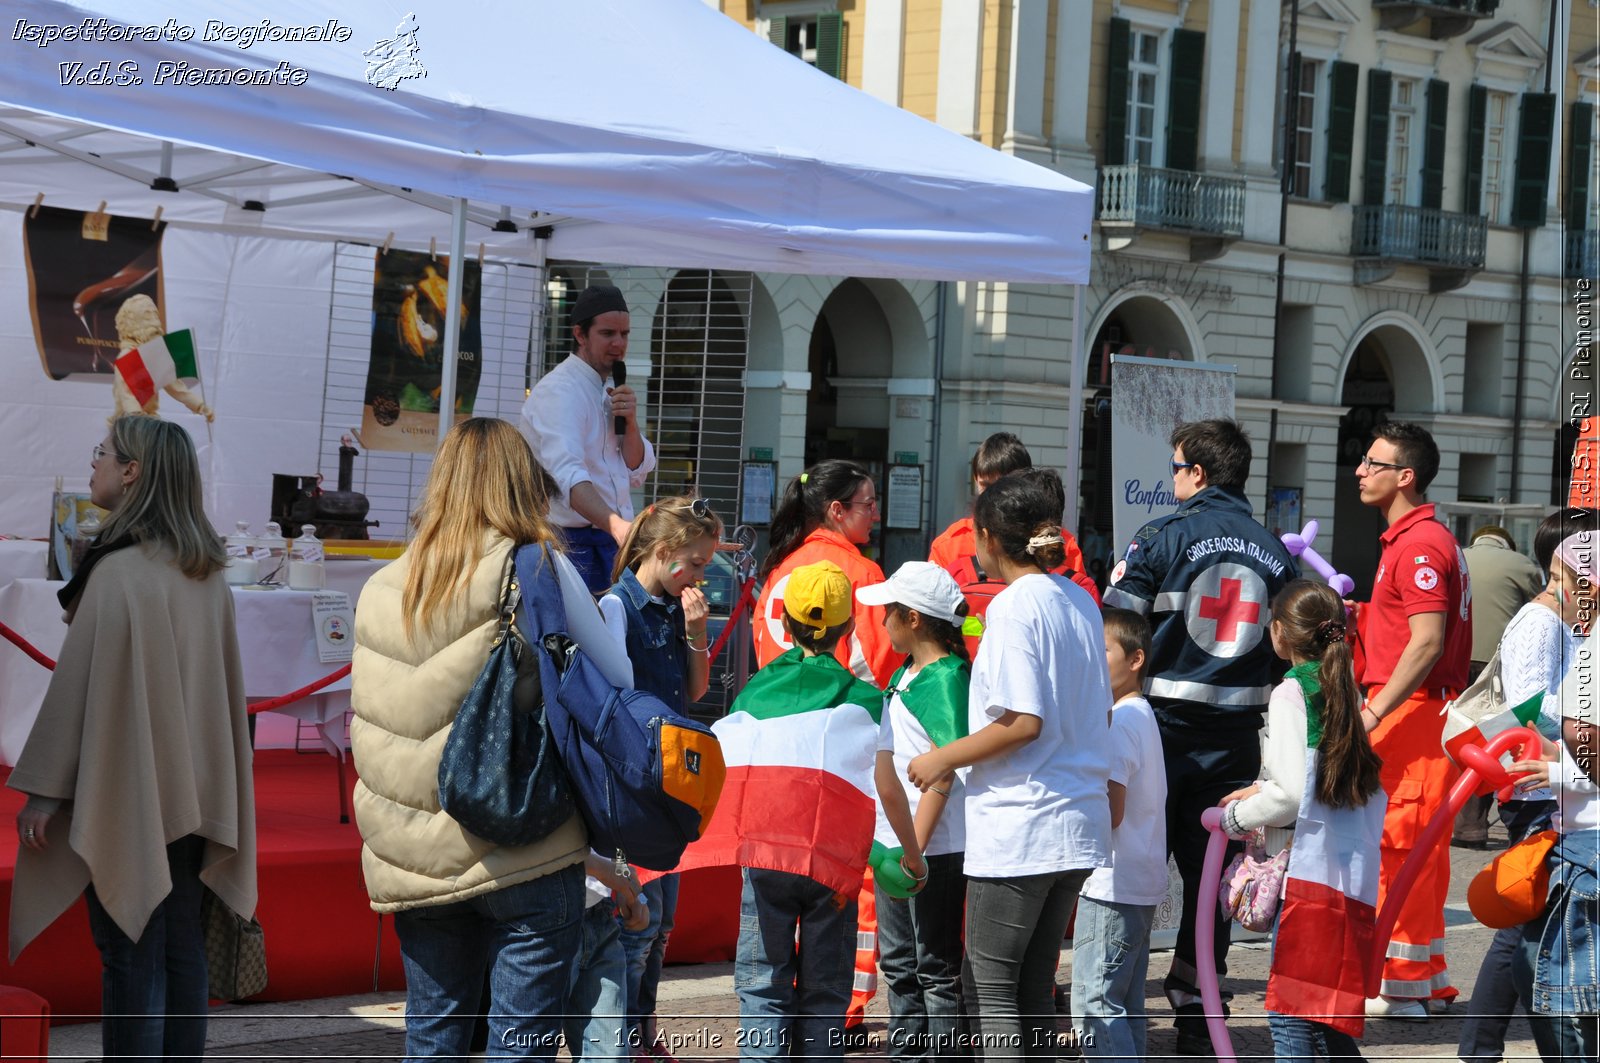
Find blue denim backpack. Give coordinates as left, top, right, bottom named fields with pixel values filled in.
left=516, top=546, right=726, bottom=872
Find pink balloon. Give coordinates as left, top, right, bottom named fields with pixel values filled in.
left=1195, top=806, right=1238, bottom=1063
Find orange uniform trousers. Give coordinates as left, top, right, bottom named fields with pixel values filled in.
left=1370, top=688, right=1460, bottom=1001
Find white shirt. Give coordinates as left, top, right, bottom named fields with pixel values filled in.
left=1499, top=601, right=1580, bottom=734
left=1230, top=678, right=1311, bottom=858
left=1081, top=694, right=1167, bottom=906
left=520, top=354, right=655, bottom=529
left=962, top=573, right=1112, bottom=877
left=874, top=665, right=967, bottom=858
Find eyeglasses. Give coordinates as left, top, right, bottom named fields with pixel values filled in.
left=840, top=497, right=880, bottom=511
left=92, top=444, right=127, bottom=464
left=1170, top=461, right=1196, bottom=476
left=1358, top=455, right=1409, bottom=473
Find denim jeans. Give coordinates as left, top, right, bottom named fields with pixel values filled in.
left=1512, top=828, right=1599, bottom=1063
left=1069, top=896, right=1155, bottom=1063
left=1265, top=1011, right=1363, bottom=1062
left=964, top=869, right=1090, bottom=1062
left=620, top=873, right=680, bottom=1045
left=877, top=852, right=966, bottom=1061
left=84, top=834, right=208, bottom=1063
left=735, top=867, right=857, bottom=1061
left=393, top=862, right=583, bottom=1061
left=567, top=902, right=628, bottom=1062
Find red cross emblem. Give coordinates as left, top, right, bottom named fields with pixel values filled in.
left=1198, top=577, right=1261, bottom=643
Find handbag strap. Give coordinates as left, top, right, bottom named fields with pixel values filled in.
left=494, top=546, right=521, bottom=646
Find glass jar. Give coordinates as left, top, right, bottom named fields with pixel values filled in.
left=288, top=525, right=325, bottom=590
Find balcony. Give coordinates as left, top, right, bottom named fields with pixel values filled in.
left=1098, top=163, right=1247, bottom=261
left=1373, top=0, right=1498, bottom=40
left=1351, top=204, right=1486, bottom=292
left=1568, top=229, right=1598, bottom=282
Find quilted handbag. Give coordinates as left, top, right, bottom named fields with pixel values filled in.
left=437, top=545, right=575, bottom=847
left=201, top=888, right=268, bottom=1001
left=1219, top=833, right=1290, bottom=933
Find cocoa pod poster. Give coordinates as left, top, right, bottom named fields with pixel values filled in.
left=23, top=205, right=166, bottom=381
left=360, top=248, right=483, bottom=452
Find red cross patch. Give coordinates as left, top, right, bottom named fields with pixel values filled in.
left=1184, top=561, right=1268, bottom=659
left=1414, top=566, right=1439, bottom=591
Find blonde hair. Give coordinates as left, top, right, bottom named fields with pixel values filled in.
left=97, top=415, right=226, bottom=579
left=402, top=418, right=560, bottom=642
left=612, top=495, right=723, bottom=583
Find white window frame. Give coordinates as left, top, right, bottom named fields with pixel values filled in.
left=1481, top=89, right=1511, bottom=225
left=1126, top=26, right=1166, bottom=166
left=1387, top=75, right=1422, bottom=205
left=759, top=1, right=836, bottom=69
left=1290, top=57, right=1328, bottom=199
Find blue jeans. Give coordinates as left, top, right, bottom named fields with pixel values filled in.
left=567, top=902, right=628, bottom=1062
left=735, top=867, right=857, bottom=1061
left=84, top=834, right=208, bottom=1063
left=620, top=873, right=680, bottom=1045
left=1070, top=896, right=1155, bottom=1063
left=560, top=527, right=620, bottom=596
left=1512, top=829, right=1599, bottom=1063
left=877, top=852, right=966, bottom=1061
left=964, top=869, right=1090, bottom=1062
left=1266, top=1011, right=1363, bottom=1062
left=393, top=863, right=583, bottom=1061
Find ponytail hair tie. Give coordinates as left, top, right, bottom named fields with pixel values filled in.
left=1024, top=532, right=1064, bottom=556
left=799, top=473, right=809, bottom=484
left=1315, top=619, right=1345, bottom=645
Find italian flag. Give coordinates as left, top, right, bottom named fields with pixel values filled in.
left=1264, top=739, right=1388, bottom=1037
left=114, top=329, right=198, bottom=407
left=675, top=648, right=884, bottom=895
left=1442, top=691, right=1544, bottom=768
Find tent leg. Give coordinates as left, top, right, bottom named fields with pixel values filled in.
left=1064, top=284, right=1085, bottom=534
left=436, top=197, right=469, bottom=447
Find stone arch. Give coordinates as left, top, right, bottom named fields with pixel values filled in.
left=1334, top=309, right=1443, bottom=415
left=1083, top=283, right=1208, bottom=386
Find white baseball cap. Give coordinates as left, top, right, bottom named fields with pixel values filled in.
left=855, top=561, right=967, bottom=625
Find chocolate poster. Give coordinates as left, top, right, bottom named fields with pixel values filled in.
left=23, top=205, right=166, bottom=381
left=360, top=248, right=483, bottom=452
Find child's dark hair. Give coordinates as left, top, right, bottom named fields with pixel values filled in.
left=1272, top=580, right=1382, bottom=810
left=885, top=601, right=970, bottom=663
left=1535, top=507, right=1600, bottom=574
left=612, top=495, right=723, bottom=583
left=1101, top=607, right=1151, bottom=667
left=782, top=612, right=853, bottom=656
left=761, top=460, right=874, bottom=581
left=971, top=468, right=1066, bottom=570
left=972, top=433, right=1032, bottom=482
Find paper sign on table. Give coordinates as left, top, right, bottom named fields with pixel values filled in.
left=312, top=592, right=355, bottom=663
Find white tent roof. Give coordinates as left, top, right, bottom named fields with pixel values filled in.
left=0, top=0, right=1093, bottom=283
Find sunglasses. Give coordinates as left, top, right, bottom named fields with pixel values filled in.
left=1170, top=461, right=1196, bottom=476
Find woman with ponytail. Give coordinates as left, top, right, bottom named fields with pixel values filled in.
left=1218, top=579, right=1385, bottom=1061
left=754, top=460, right=896, bottom=686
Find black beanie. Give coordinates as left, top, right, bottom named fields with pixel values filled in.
left=571, top=284, right=628, bottom=326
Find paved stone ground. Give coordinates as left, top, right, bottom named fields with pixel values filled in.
left=47, top=832, right=1553, bottom=1060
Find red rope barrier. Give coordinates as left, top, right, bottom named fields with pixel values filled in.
left=2, top=614, right=349, bottom=714
left=706, top=577, right=757, bottom=666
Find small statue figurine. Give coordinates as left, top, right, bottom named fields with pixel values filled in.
left=109, top=294, right=214, bottom=423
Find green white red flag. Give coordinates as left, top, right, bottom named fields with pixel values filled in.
left=114, top=329, right=198, bottom=407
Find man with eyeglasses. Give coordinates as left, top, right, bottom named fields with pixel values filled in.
left=1354, top=421, right=1472, bottom=1021
left=1102, top=418, right=1293, bottom=1054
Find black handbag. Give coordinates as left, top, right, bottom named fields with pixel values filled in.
left=437, top=545, right=575, bottom=846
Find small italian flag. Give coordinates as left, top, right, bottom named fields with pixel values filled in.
left=114, top=329, right=198, bottom=407
left=1442, top=691, right=1545, bottom=768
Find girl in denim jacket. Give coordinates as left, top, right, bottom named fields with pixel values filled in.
left=599, top=496, right=723, bottom=1061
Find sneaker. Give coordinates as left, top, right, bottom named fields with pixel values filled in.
left=1364, top=995, right=1428, bottom=1021
left=1426, top=997, right=1454, bottom=1015
left=1174, top=1027, right=1214, bottom=1056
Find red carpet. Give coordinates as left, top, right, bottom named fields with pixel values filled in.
left=0, top=750, right=738, bottom=1023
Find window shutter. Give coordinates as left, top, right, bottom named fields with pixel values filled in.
left=1105, top=18, right=1130, bottom=167
left=1420, top=80, right=1447, bottom=210
left=1463, top=85, right=1487, bottom=214
left=1165, top=29, right=1205, bottom=172
left=767, top=16, right=786, bottom=48
left=814, top=13, right=843, bottom=79
left=1324, top=60, right=1359, bottom=202
left=1566, top=101, right=1593, bottom=231
left=1511, top=93, right=1556, bottom=228
left=1362, top=69, right=1391, bottom=205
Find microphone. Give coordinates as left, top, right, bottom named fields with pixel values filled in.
left=611, top=361, right=627, bottom=435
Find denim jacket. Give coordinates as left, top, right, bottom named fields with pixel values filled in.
left=607, top=567, right=689, bottom=713
left=1529, top=827, right=1599, bottom=1015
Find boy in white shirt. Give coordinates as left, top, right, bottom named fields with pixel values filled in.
left=1071, top=608, right=1168, bottom=1062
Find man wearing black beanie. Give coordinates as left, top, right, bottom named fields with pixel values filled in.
left=521, top=284, right=656, bottom=592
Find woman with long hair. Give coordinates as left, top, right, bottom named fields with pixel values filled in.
left=352, top=417, right=614, bottom=1060
left=753, top=459, right=896, bottom=686
left=9, top=415, right=255, bottom=1063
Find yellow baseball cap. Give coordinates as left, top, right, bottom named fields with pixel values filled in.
left=785, top=561, right=854, bottom=631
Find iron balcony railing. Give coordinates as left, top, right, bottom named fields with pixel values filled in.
left=1567, top=229, right=1598, bottom=281
left=1351, top=204, right=1486, bottom=270
left=1098, top=164, right=1246, bottom=238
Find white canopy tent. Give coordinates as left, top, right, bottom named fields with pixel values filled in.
left=0, top=0, right=1096, bottom=533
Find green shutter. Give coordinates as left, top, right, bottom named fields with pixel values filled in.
left=1165, top=29, right=1205, bottom=172
left=767, top=16, right=786, bottom=48
left=1105, top=18, right=1130, bottom=167
left=1463, top=85, right=1487, bottom=214
left=1363, top=69, right=1392, bottom=205
left=1566, top=101, right=1593, bottom=231
left=1324, top=60, right=1359, bottom=203
left=1421, top=79, right=1447, bottom=210
left=814, top=13, right=843, bottom=79
left=1511, top=93, right=1556, bottom=228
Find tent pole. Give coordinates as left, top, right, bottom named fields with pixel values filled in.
left=1064, top=283, right=1085, bottom=534
left=436, top=196, right=468, bottom=448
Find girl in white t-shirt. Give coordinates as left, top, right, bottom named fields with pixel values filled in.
left=908, top=469, right=1111, bottom=1060
left=856, top=561, right=973, bottom=1061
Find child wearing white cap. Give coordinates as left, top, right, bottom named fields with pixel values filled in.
left=855, top=562, right=973, bottom=1060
